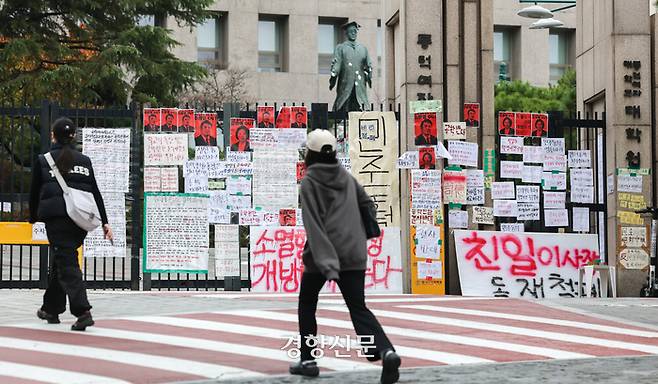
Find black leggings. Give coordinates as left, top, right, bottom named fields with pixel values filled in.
left=41, top=217, right=92, bottom=317
left=298, top=270, right=393, bottom=361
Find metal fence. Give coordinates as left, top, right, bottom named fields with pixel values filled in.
left=0, top=100, right=401, bottom=291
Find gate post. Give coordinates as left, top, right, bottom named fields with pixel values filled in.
left=130, top=102, right=142, bottom=290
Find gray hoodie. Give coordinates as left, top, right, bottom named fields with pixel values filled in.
left=300, top=162, right=372, bottom=280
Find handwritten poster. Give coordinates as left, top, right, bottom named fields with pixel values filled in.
left=541, top=138, right=565, bottom=155
left=500, top=161, right=524, bottom=179
left=443, top=122, right=466, bottom=140
left=83, top=192, right=126, bottom=258
left=517, top=202, right=540, bottom=221
left=572, top=207, right=590, bottom=232
left=397, top=151, right=419, bottom=169
left=466, top=169, right=485, bottom=205
left=522, top=165, right=543, bottom=184
left=542, top=172, right=567, bottom=190
left=523, top=146, right=544, bottom=164
left=545, top=209, right=569, bottom=227
left=144, top=193, right=209, bottom=273
left=195, top=146, right=220, bottom=163
left=617, top=174, right=643, bottom=193
left=449, top=210, right=468, bottom=229
left=568, top=150, right=592, bottom=168
left=413, top=225, right=442, bottom=260
left=253, top=150, right=298, bottom=210
left=214, top=224, right=240, bottom=278
left=144, top=133, right=188, bottom=166
left=472, top=206, right=494, bottom=225
left=500, top=223, right=524, bottom=233
left=82, top=128, right=131, bottom=193
left=349, top=112, right=400, bottom=227
left=516, top=185, right=540, bottom=203
left=500, top=137, right=524, bottom=155
left=542, top=154, right=567, bottom=172
left=571, top=186, right=594, bottom=204
left=493, top=200, right=518, bottom=217
left=570, top=168, right=594, bottom=187
left=544, top=192, right=566, bottom=209
left=454, top=230, right=600, bottom=298
left=491, top=181, right=515, bottom=200
left=411, top=170, right=442, bottom=209
left=447, top=141, right=478, bottom=167
left=250, top=226, right=402, bottom=293
left=443, top=169, right=467, bottom=204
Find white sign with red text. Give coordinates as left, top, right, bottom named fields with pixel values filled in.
left=454, top=230, right=600, bottom=298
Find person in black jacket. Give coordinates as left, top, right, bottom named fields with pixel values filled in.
left=29, top=117, right=113, bottom=331
left=289, top=129, right=400, bottom=384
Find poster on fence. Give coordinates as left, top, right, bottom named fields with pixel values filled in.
left=144, top=133, right=188, bottom=166
left=83, top=192, right=126, bottom=258
left=253, top=150, right=298, bottom=210
left=250, top=226, right=402, bottom=293
left=349, top=112, right=400, bottom=227
left=215, top=224, right=241, bottom=278
left=82, top=128, right=131, bottom=193
left=454, top=230, right=600, bottom=298
left=143, top=193, right=209, bottom=273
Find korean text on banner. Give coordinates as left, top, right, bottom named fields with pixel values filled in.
left=144, top=193, right=209, bottom=273
left=250, top=226, right=402, bottom=293
left=349, top=112, right=400, bottom=226
left=454, top=230, right=600, bottom=298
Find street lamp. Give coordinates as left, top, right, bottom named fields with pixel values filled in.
left=517, top=1, right=576, bottom=29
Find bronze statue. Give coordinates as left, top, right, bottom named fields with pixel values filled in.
left=329, top=21, right=373, bottom=112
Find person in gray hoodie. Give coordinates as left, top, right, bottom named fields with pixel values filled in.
left=289, top=129, right=400, bottom=384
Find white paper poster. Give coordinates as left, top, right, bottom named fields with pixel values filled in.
left=493, top=200, right=518, bottom=217
left=144, top=194, right=209, bottom=273
left=571, top=186, right=594, bottom=204
left=500, top=223, right=524, bottom=232
left=447, top=141, right=478, bottom=167
left=572, top=207, right=590, bottom=232
left=82, top=128, right=131, bottom=192
left=454, top=230, right=600, bottom=298
left=144, top=167, right=161, bottom=192
left=443, top=122, right=466, bottom=140
left=144, top=133, right=188, bottom=166
left=542, top=172, right=567, bottom=190
left=411, top=170, right=442, bottom=209
left=545, top=209, right=569, bottom=227
left=500, top=161, right=524, bottom=179
left=31, top=222, right=47, bottom=241
left=84, top=192, right=126, bottom=258
left=414, top=225, right=441, bottom=260
left=449, top=210, right=469, bottom=229
left=517, top=202, right=540, bottom=221
left=568, top=150, right=592, bottom=168
left=185, top=175, right=209, bottom=194
left=617, top=174, right=643, bottom=193
left=544, top=192, right=566, bottom=209
left=523, top=146, right=544, bottom=164
left=397, top=151, right=419, bottom=169
left=253, top=150, right=298, bottom=210
left=542, top=154, right=567, bottom=172
left=570, top=168, right=594, bottom=187
left=472, top=206, right=494, bottom=225
left=214, top=224, right=240, bottom=277
left=516, top=185, right=540, bottom=203
left=417, top=261, right=443, bottom=280
left=195, top=146, right=220, bottom=163
left=541, top=138, right=565, bottom=155
left=491, top=181, right=515, bottom=200
left=227, top=150, right=252, bottom=163
left=522, top=165, right=543, bottom=184
left=500, top=136, right=524, bottom=155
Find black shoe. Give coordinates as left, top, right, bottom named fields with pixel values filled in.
left=380, top=349, right=401, bottom=384
left=366, top=349, right=381, bottom=362
left=289, top=360, right=320, bottom=377
left=36, top=309, right=60, bottom=324
left=71, top=311, right=94, bottom=331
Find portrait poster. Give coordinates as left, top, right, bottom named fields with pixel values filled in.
left=194, top=112, right=217, bottom=147
left=531, top=113, right=549, bottom=137
left=276, top=106, right=291, bottom=128
left=290, top=106, right=308, bottom=129
left=177, top=109, right=195, bottom=133
left=514, top=112, right=531, bottom=137
left=143, top=108, right=161, bottom=132
left=413, top=112, right=438, bottom=146
left=279, top=208, right=297, bottom=226
left=498, top=111, right=515, bottom=136
left=230, top=118, right=255, bottom=152
left=160, top=108, right=178, bottom=132
left=257, top=106, right=276, bottom=128
left=463, top=102, right=480, bottom=127
left=418, top=147, right=436, bottom=170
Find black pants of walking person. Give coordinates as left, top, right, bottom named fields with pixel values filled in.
left=41, top=217, right=92, bottom=317
left=298, top=270, right=394, bottom=361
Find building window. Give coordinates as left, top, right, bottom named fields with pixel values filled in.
left=259, top=16, right=287, bottom=72
left=318, top=18, right=346, bottom=74
left=197, top=13, right=227, bottom=69
left=377, top=19, right=382, bottom=78
left=549, top=31, right=572, bottom=85
left=494, top=28, right=512, bottom=82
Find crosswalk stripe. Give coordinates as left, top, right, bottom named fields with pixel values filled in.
left=0, top=336, right=261, bottom=380
left=223, top=309, right=592, bottom=359
left=316, top=297, right=504, bottom=305
left=124, top=315, right=492, bottom=365
left=399, top=305, right=658, bottom=338
left=323, top=307, right=658, bottom=355
left=15, top=323, right=374, bottom=372
left=0, top=361, right=131, bottom=384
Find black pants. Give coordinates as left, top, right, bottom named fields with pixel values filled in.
left=298, top=270, right=393, bottom=361
left=41, top=217, right=92, bottom=317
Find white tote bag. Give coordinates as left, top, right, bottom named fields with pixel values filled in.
left=44, top=152, right=102, bottom=232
